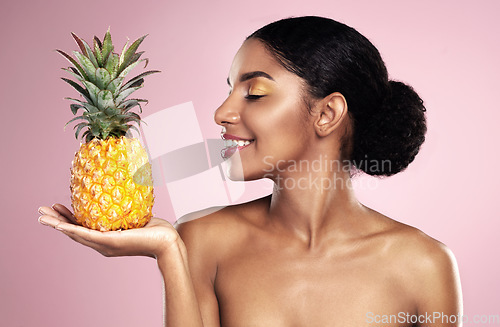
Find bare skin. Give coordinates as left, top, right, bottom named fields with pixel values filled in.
left=38, top=38, right=462, bottom=326
left=175, top=196, right=462, bottom=327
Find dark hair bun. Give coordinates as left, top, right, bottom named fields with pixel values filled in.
left=352, top=81, right=427, bottom=177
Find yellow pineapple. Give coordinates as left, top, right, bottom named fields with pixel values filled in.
left=58, top=29, right=158, bottom=231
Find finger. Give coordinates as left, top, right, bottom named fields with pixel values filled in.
left=38, top=214, right=71, bottom=229
left=54, top=222, right=118, bottom=246
left=38, top=205, right=73, bottom=222
left=51, top=203, right=78, bottom=224
left=38, top=206, right=61, bottom=218
left=41, top=219, right=117, bottom=251
left=38, top=211, right=119, bottom=249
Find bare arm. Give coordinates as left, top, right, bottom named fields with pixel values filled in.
left=173, top=214, right=222, bottom=327
left=38, top=204, right=220, bottom=327
left=414, top=242, right=463, bottom=327
left=157, top=239, right=204, bottom=326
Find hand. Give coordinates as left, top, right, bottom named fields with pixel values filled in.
left=38, top=203, right=181, bottom=259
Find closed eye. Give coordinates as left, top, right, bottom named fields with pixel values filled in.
left=245, top=94, right=266, bottom=100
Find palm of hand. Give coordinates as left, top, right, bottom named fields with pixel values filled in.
left=38, top=204, right=180, bottom=259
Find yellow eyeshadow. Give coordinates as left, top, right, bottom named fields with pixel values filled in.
left=248, top=82, right=273, bottom=96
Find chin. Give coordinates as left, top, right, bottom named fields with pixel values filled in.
left=222, top=151, right=246, bottom=181
left=223, top=163, right=255, bottom=182
left=224, top=166, right=245, bottom=181
left=222, top=153, right=263, bottom=182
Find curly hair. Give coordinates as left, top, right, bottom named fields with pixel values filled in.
left=247, top=16, right=427, bottom=177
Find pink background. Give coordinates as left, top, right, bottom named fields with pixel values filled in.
left=1, top=0, right=499, bottom=326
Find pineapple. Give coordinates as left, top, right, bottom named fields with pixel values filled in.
left=58, top=29, right=158, bottom=231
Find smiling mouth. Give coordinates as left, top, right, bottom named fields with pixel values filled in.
left=224, top=139, right=253, bottom=147
left=221, top=134, right=254, bottom=159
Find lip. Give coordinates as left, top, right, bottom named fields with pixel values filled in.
left=221, top=133, right=254, bottom=141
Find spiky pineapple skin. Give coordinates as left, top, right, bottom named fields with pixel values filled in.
left=70, top=136, right=154, bottom=231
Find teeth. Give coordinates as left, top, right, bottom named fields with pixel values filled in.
left=224, top=139, right=252, bottom=147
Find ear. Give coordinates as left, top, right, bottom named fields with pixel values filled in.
left=314, top=92, right=348, bottom=137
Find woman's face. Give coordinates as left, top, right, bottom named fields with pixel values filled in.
left=214, top=38, right=315, bottom=181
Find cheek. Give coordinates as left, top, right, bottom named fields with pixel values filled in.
left=270, top=95, right=309, bottom=137
left=255, top=93, right=307, bottom=130
left=251, top=97, right=310, bottom=157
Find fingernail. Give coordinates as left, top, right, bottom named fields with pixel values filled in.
left=38, top=217, right=49, bottom=226
left=38, top=207, right=46, bottom=215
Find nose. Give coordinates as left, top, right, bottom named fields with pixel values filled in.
left=214, top=96, right=240, bottom=127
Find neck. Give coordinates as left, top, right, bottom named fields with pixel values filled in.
left=266, top=155, right=365, bottom=249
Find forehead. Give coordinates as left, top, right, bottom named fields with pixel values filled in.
left=228, top=38, right=289, bottom=84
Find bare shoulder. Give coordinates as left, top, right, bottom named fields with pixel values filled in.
left=367, top=209, right=462, bottom=307
left=369, top=210, right=458, bottom=271
left=382, top=216, right=458, bottom=275
left=174, top=196, right=270, bottom=256
left=396, top=223, right=460, bottom=297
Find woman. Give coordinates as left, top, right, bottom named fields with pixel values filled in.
left=38, top=16, right=462, bottom=326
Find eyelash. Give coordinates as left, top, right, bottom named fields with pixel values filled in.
left=226, top=89, right=265, bottom=101
left=245, top=94, right=265, bottom=101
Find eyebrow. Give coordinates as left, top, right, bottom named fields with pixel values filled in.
left=227, top=71, right=275, bottom=86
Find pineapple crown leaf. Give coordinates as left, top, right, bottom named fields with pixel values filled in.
left=69, top=67, right=80, bottom=75
left=74, top=122, right=89, bottom=139
left=70, top=103, right=85, bottom=115
left=117, top=34, right=148, bottom=74
left=117, top=59, right=142, bottom=80
left=132, top=51, right=145, bottom=62
left=71, top=33, right=88, bottom=57
left=73, top=51, right=97, bottom=83
left=93, top=38, right=104, bottom=67
left=71, top=33, right=99, bottom=68
left=81, top=80, right=100, bottom=104
left=122, top=98, right=149, bottom=114
left=61, top=77, right=92, bottom=103
left=129, top=79, right=144, bottom=89
left=121, top=70, right=160, bottom=91
left=103, top=107, right=120, bottom=117
left=126, top=112, right=141, bottom=122
left=61, top=67, right=84, bottom=82
left=65, top=96, right=97, bottom=107
left=93, top=35, right=103, bottom=49
left=65, top=98, right=100, bottom=114
left=106, top=77, right=124, bottom=94
left=56, top=49, right=88, bottom=80
left=96, top=89, right=115, bottom=109
left=64, top=115, right=87, bottom=131
left=115, top=86, right=143, bottom=105
left=59, top=29, right=158, bottom=141
left=101, top=29, right=114, bottom=62
left=105, top=53, right=120, bottom=77
left=90, top=124, right=100, bottom=137
left=94, top=68, right=111, bottom=89
left=118, top=39, right=130, bottom=69
left=128, top=124, right=140, bottom=135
